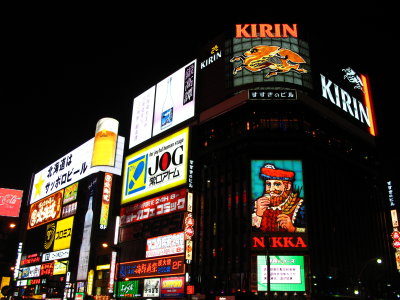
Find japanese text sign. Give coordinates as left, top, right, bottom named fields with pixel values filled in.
left=120, top=188, right=186, bottom=225
left=118, top=255, right=185, bottom=279
left=122, top=128, right=189, bottom=204
left=30, top=136, right=125, bottom=204
left=27, top=190, right=63, bottom=230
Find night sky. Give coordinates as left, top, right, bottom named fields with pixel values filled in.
left=1, top=7, right=398, bottom=201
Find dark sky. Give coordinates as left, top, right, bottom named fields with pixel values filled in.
left=1, top=7, right=398, bottom=199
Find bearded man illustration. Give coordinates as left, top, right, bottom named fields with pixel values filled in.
left=252, top=163, right=305, bottom=232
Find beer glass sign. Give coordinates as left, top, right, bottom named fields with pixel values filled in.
left=91, top=118, right=119, bottom=167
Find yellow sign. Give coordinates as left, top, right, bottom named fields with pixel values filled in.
left=87, top=269, right=95, bottom=295
left=54, top=216, right=74, bottom=251
left=122, top=127, right=189, bottom=204
left=53, top=260, right=68, bottom=275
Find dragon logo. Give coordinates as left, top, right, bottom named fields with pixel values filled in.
left=231, top=45, right=307, bottom=78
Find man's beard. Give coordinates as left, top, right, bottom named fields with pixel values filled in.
left=268, top=190, right=291, bottom=206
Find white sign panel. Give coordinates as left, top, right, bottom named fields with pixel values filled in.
left=30, top=136, right=125, bottom=204
left=146, top=232, right=185, bottom=258
left=129, top=86, right=156, bottom=148
left=42, top=249, right=70, bottom=262
left=129, top=60, right=196, bottom=149
left=143, top=278, right=160, bottom=297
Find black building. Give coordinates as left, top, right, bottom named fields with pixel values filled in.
left=118, top=23, right=398, bottom=300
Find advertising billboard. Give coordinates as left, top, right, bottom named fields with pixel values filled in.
left=0, top=188, right=23, bottom=217
left=53, top=216, right=74, bottom=251
left=27, top=190, right=63, bottom=230
left=129, top=60, right=196, bottom=149
left=120, top=188, right=186, bottom=225
left=122, top=127, right=189, bottom=205
left=29, top=135, right=125, bottom=204
left=143, top=278, right=160, bottom=297
left=160, top=276, right=185, bottom=298
left=231, top=24, right=311, bottom=89
left=257, top=255, right=306, bottom=291
left=146, top=232, right=185, bottom=258
left=319, top=68, right=376, bottom=136
left=117, top=280, right=139, bottom=298
left=251, top=160, right=305, bottom=233
left=118, top=255, right=185, bottom=279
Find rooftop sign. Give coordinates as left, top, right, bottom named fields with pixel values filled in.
left=236, top=24, right=298, bottom=38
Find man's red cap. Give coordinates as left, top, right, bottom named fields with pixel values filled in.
left=260, top=164, right=295, bottom=181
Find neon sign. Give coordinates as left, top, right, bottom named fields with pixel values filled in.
left=236, top=24, right=298, bottom=38
left=252, top=235, right=308, bottom=250
left=320, top=72, right=376, bottom=135
left=118, top=255, right=185, bottom=279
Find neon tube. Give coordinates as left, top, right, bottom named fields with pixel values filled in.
left=361, top=74, right=377, bottom=136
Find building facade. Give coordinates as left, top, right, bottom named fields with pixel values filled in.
left=12, top=24, right=399, bottom=300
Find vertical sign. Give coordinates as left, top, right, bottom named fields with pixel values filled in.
left=100, top=173, right=113, bottom=229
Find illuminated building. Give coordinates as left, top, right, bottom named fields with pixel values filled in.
left=118, top=24, right=397, bottom=299
left=12, top=118, right=125, bottom=299
left=12, top=23, right=398, bottom=300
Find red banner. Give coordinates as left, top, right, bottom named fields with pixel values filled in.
left=0, top=188, right=23, bottom=217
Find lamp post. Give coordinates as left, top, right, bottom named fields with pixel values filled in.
left=354, top=257, right=383, bottom=297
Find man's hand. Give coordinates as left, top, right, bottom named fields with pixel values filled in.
left=255, top=196, right=270, bottom=216
left=277, top=214, right=295, bottom=232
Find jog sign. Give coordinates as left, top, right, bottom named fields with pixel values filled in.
left=122, top=127, right=189, bottom=204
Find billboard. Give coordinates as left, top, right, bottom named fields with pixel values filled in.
left=129, top=60, right=196, bottom=149
left=122, top=127, right=189, bottom=205
left=29, top=135, right=125, bottom=204
left=120, top=188, right=186, bottom=225
left=118, top=255, right=185, bottom=279
left=27, top=190, right=63, bottom=230
left=143, top=278, right=160, bottom=297
left=117, top=280, right=139, bottom=298
left=160, top=276, right=185, bottom=298
left=251, top=160, right=305, bottom=233
left=53, top=216, right=74, bottom=251
left=257, top=255, right=306, bottom=292
left=319, top=68, right=376, bottom=136
left=146, top=232, right=185, bottom=258
left=0, top=188, right=23, bottom=217
left=230, top=24, right=311, bottom=89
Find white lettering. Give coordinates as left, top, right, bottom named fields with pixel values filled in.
left=320, top=74, right=370, bottom=127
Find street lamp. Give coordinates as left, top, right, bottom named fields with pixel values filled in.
left=355, top=257, right=383, bottom=297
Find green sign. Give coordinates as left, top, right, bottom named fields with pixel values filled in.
left=117, top=280, right=139, bottom=298
left=257, top=255, right=305, bottom=291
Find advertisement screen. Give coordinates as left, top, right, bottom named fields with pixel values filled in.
left=251, top=160, right=305, bottom=233
left=122, top=127, right=189, bottom=205
left=129, top=60, right=196, bottom=149
left=257, top=255, right=305, bottom=291
left=0, top=188, right=23, bottom=217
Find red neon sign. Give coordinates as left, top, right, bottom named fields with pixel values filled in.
left=252, top=235, right=308, bottom=249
